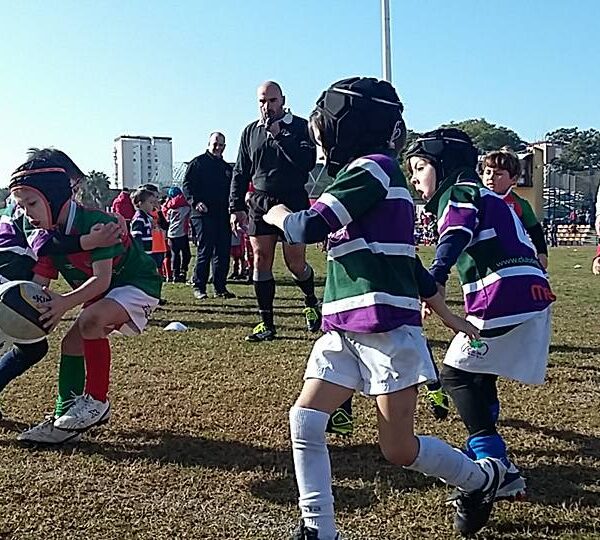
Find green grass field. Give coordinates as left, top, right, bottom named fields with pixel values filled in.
left=0, top=246, right=598, bottom=539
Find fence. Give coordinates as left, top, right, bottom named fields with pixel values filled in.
left=544, top=168, right=600, bottom=222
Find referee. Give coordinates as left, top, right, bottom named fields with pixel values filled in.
left=230, top=81, right=320, bottom=342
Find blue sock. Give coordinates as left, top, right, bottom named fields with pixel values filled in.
left=467, top=434, right=508, bottom=465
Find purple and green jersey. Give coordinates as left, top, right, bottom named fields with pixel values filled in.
left=302, top=153, right=422, bottom=333
left=0, top=212, right=36, bottom=281
left=425, top=170, right=555, bottom=330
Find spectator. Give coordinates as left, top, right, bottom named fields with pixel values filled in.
left=111, top=188, right=136, bottom=227
left=568, top=209, right=577, bottom=225
left=164, top=186, right=192, bottom=283
left=594, top=186, right=600, bottom=274
left=140, top=184, right=169, bottom=280
left=183, top=132, right=234, bottom=300
left=550, top=220, right=558, bottom=247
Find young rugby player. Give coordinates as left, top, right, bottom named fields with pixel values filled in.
left=406, top=128, right=555, bottom=503
left=265, top=78, right=507, bottom=539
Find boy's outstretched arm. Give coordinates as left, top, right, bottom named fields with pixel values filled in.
left=415, top=256, right=479, bottom=339
left=38, top=259, right=113, bottom=331
left=38, top=223, right=123, bottom=256
left=526, top=222, right=548, bottom=269
left=264, top=204, right=330, bottom=245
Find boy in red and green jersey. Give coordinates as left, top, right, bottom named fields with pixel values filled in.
left=10, top=160, right=161, bottom=441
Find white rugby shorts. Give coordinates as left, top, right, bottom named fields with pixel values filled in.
left=304, top=326, right=437, bottom=396
left=103, top=285, right=159, bottom=336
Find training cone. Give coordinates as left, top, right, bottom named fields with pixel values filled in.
left=164, top=321, right=188, bottom=331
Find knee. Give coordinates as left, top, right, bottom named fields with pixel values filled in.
left=379, top=439, right=418, bottom=467
left=78, top=311, right=103, bottom=340
left=289, top=406, right=328, bottom=444
left=287, top=260, right=307, bottom=278
left=253, top=251, right=271, bottom=271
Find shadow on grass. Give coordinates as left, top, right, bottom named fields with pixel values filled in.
left=490, top=518, right=600, bottom=538
left=501, top=417, right=600, bottom=508
left=2, top=430, right=433, bottom=511
left=502, top=418, right=600, bottom=458
left=5, top=425, right=598, bottom=511
left=549, top=344, right=600, bottom=354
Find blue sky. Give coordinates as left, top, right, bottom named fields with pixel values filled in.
left=1, top=0, right=598, bottom=186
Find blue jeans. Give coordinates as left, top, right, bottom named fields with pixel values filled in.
left=0, top=340, right=49, bottom=395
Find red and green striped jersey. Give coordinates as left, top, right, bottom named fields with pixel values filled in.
left=502, top=190, right=537, bottom=228
left=32, top=203, right=162, bottom=300
left=311, top=153, right=421, bottom=333
left=502, top=189, right=548, bottom=256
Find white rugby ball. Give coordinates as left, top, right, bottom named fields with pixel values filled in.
left=0, top=280, right=52, bottom=343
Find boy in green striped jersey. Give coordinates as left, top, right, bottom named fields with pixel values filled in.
left=265, top=78, right=507, bottom=539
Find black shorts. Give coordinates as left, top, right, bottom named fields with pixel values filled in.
left=247, top=190, right=310, bottom=237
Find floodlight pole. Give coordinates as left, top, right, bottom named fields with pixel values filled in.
left=381, top=0, right=392, bottom=82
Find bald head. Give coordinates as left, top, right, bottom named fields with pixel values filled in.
left=257, top=81, right=285, bottom=123
left=258, top=81, right=283, bottom=97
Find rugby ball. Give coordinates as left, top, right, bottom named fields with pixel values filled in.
left=0, top=281, right=51, bottom=343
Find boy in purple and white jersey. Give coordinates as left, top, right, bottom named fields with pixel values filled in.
left=265, top=78, right=507, bottom=540
left=406, top=128, right=555, bottom=502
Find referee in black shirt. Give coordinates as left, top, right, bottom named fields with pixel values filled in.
left=230, top=81, right=320, bottom=342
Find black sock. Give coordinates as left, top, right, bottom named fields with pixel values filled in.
left=294, top=267, right=318, bottom=307
left=426, top=342, right=442, bottom=391
left=254, top=279, right=275, bottom=327
left=259, top=309, right=274, bottom=327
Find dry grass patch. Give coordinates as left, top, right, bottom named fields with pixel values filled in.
left=0, top=246, right=598, bottom=539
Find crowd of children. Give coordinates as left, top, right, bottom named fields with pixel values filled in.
left=0, top=74, right=570, bottom=539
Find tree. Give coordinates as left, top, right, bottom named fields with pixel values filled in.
left=545, top=127, right=600, bottom=171
left=442, top=118, right=524, bottom=152
left=77, top=170, right=114, bottom=209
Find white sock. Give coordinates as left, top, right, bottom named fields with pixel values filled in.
left=290, top=406, right=338, bottom=540
left=405, top=435, right=486, bottom=492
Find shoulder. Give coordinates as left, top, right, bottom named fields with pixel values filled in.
left=513, top=192, right=532, bottom=209
left=192, top=154, right=209, bottom=166
left=343, top=154, right=398, bottom=188
left=188, top=154, right=204, bottom=165
left=244, top=121, right=260, bottom=136
left=290, top=115, right=308, bottom=128
left=450, top=175, right=483, bottom=204
left=77, top=205, right=117, bottom=227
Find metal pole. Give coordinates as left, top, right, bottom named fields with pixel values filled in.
left=381, top=0, right=392, bottom=82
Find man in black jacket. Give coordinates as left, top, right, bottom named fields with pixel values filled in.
left=183, top=132, right=234, bottom=299
left=230, top=81, right=320, bottom=342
